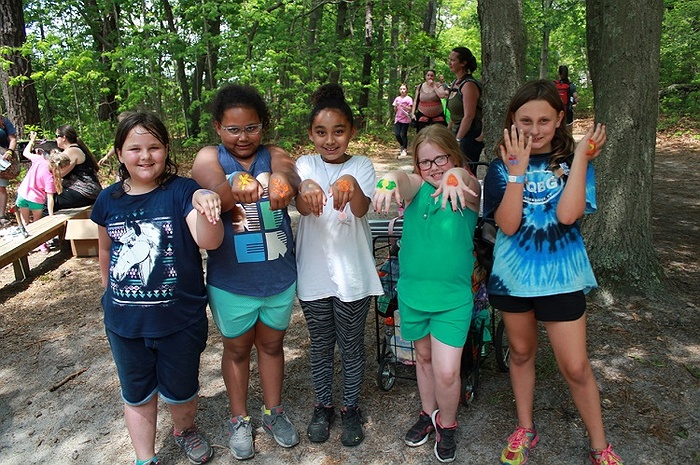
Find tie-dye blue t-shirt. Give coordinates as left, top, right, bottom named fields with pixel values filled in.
left=483, top=153, right=598, bottom=297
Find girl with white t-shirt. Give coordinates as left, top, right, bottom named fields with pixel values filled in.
left=295, top=83, right=383, bottom=448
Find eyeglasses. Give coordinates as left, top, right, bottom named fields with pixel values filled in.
left=417, top=154, right=450, bottom=170
left=55, top=134, right=63, bottom=138
left=220, top=124, right=263, bottom=137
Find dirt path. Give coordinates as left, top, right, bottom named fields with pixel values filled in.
left=0, top=131, right=698, bottom=464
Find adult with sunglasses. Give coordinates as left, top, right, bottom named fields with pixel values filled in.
left=53, top=125, right=102, bottom=211
left=191, top=84, right=300, bottom=460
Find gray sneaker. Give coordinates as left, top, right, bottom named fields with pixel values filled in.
left=174, top=426, right=213, bottom=464
left=228, top=415, right=254, bottom=460
left=261, top=405, right=300, bottom=448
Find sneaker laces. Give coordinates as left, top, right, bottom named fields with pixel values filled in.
left=507, top=427, right=533, bottom=451
left=177, top=427, right=204, bottom=452
left=591, top=444, right=623, bottom=465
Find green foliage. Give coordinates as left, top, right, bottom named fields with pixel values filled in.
left=3, top=0, right=695, bottom=150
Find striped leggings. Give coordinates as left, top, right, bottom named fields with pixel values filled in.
left=300, top=296, right=371, bottom=408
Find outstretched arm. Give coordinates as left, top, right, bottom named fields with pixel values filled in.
left=373, top=170, right=423, bottom=213
left=432, top=167, right=481, bottom=212
left=188, top=189, right=224, bottom=250
left=268, top=145, right=300, bottom=210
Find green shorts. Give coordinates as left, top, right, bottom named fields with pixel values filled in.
left=207, top=282, right=296, bottom=339
left=398, top=297, right=472, bottom=348
left=16, top=196, right=45, bottom=211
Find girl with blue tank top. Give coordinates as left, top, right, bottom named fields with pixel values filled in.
left=191, top=84, right=301, bottom=460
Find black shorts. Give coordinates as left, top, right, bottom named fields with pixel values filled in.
left=489, top=291, right=586, bottom=322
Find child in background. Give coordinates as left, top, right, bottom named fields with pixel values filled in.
left=91, top=112, right=223, bottom=465
left=295, top=84, right=383, bottom=446
left=482, top=80, right=622, bottom=465
left=373, top=124, right=481, bottom=463
left=16, top=132, right=59, bottom=226
left=392, top=83, right=413, bottom=158
left=191, top=84, right=300, bottom=460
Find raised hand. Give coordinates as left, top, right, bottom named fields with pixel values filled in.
left=577, top=123, right=607, bottom=160
left=500, top=124, right=531, bottom=176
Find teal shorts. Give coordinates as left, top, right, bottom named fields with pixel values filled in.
left=16, top=196, right=45, bottom=211
left=398, top=297, right=472, bottom=348
left=208, top=282, right=296, bottom=339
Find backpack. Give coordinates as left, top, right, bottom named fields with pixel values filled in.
left=554, top=80, right=571, bottom=109
left=452, top=76, right=483, bottom=136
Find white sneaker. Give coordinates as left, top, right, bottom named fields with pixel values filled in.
left=399, top=149, right=408, bottom=158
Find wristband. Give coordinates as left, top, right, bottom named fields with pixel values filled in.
left=507, top=175, right=525, bottom=184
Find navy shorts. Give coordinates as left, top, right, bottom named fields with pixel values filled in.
left=489, top=291, right=586, bottom=322
left=106, top=317, right=208, bottom=406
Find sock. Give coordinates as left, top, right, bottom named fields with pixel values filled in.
left=263, top=406, right=272, bottom=415
left=135, top=456, right=158, bottom=465
left=436, top=412, right=457, bottom=429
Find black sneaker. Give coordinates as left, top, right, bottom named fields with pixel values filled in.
left=340, top=406, right=364, bottom=447
left=404, top=410, right=435, bottom=447
left=431, top=409, right=457, bottom=463
left=307, top=405, right=335, bottom=443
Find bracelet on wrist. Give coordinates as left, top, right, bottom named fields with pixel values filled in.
left=507, top=175, right=525, bottom=184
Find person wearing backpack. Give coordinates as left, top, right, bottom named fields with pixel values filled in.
left=554, top=65, right=579, bottom=129
left=447, top=46, right=484, bottom=166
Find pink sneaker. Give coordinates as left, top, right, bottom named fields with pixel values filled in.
left=589, top=443, right=624, bottom=465
left=500, top=426, right=539, bottom=465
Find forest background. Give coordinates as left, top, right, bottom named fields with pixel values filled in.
left=1, top=0, right=699, bottom=301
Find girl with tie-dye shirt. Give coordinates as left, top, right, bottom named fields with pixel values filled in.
left=483, top=80, right=623, bottom=465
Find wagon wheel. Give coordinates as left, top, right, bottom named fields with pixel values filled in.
left=377, top=357, right=396, bottom=391
left=495, top=318, right=510, bottom=372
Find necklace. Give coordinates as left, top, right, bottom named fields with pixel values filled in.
left=321, top=154, right=351, bottom=223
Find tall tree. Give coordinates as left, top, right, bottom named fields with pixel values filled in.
left=478, top=0, right=526, bottom=159
left=585, top=0, right=665, bottom=296
left=357, top=0, right=374, bottom=128
left=0, top=0, right=41, bottom=134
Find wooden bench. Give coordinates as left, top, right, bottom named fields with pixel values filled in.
left=0, top=206, right=93, bottom=282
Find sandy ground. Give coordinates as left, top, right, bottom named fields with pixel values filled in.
left=0, top=126, right=698, bottom=464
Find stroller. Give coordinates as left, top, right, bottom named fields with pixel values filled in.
left=372, top=162, right=510, bottom=404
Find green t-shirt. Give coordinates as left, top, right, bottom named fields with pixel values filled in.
left=397, top=182, right=478, bottom=310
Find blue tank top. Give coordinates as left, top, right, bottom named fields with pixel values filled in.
left=206, top=145, right=296, bottom=297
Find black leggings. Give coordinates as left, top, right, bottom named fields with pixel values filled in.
left=393, top=122, right=409, bottom=150
left=54, top=189, right=96, bottom=212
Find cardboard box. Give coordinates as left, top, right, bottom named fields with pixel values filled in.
left=65, top=219, right=99, bottom=257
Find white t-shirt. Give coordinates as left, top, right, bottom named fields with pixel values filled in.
left=295, top=154, right=383, bottom=302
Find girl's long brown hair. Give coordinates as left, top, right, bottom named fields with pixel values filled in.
left=495, top=80, right=574, bottom=170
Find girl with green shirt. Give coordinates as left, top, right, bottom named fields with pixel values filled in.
left=373, top=124, right=481, bottom=463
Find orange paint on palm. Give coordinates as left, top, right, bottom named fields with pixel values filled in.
left=446, top=174, right=459, bottom=186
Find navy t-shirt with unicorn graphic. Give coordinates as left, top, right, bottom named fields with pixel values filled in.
left=91, top=176, right=207, bottom=338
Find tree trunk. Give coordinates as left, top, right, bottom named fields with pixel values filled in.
left=83, top=0, right=120, bottom=122
left=478, top=0, right=526, bottom=160
left=0, top=0, right=41, bottom=135
left=357, top=0, right=374, bottom=129
left=539, top=0, right=554, bottom=79
left=422, top=0, right=438, bottom=68
left=329, top=0, right=349, bottom=84
left=585, top=0, right=665, bottom=297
